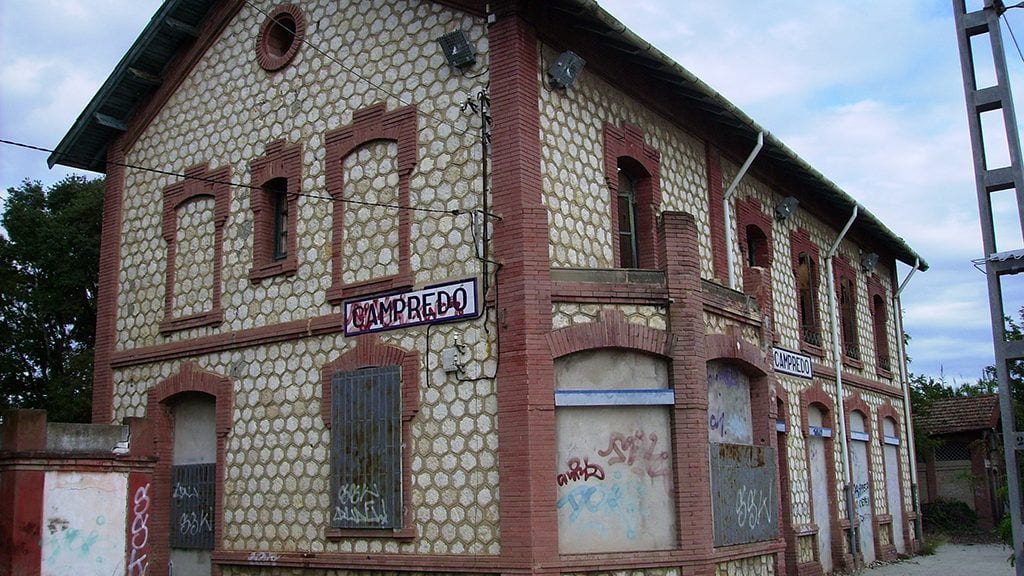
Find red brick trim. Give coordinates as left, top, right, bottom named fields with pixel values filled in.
left=791, top=228, right=824, bottom=357
left=318, top=335, right=420, bottom=540
left=659, top=211, right=714, bottom=568
left=604, top=123, right=662, bottom=269
left=147, top=362, right=234, bottom=576
left=707, top=145, right=726, bottom=281
left=0, top=411, right=46, bottom=576
left=737, top=197, right=775, bottom=326
left=844, top=392, right=882, bottom=562
left=799, top=385, right=844, bottom=571
left=736, top=197, right=773, bottom=268
left=705, top=334, right=774, bottom=446
left=255, top=4, right=306, bottom=72
left=867, top=275, right=893, bottom=379
left=775, top=388, right=799, bottom=576
left=489, top=8, right=559, bottom=569
left=811, top=365, right=902, bottom=399
left=159, top=163, right=231, bottom=334
left=550, top=279, right=669, bottom=304
left=547, top=309, right=673, bottom=359
left=832, top=256, right=863, bottom=367
left=875, top=403, right=910, bottom=554
left=843, top=393, right=872, bottom=440
left=248, top=139, right=301, bottom=282
left=324, top=103, right=417, bottom=304
left=92, top=139, right=127, bottom=423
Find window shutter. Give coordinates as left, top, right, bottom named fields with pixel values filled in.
left=331, top=366, right=402, bottom=529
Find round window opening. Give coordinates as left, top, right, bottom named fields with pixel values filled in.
left=267, top=14, right=296, bottom=57
left=257, top=4, right=305, bottom=72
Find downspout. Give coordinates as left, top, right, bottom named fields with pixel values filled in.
left=724, top=132, right=764, bottom=289
left=893, top=259, right=922, bottom=547
left=826, top=205, right=859, bottom=560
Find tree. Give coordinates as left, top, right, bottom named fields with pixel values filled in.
left=0, top=176, right=103, bottom=422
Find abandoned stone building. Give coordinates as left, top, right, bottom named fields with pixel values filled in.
left=17, top=0, right=930, bottom=575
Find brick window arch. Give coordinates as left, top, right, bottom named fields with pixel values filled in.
left=833, top=257, right=861, bottom=364
left=868, top=276, right=892, bottom=376
left=604, top=123, right=661, bottom=269
left=249, top=139, right=301, bottom=282
left=325, top=104, right=417, bottom=303
left=256, top=4, right=306, bottom=72
left=160, top=163, right=230, bottom=334
left=791, top=229, right=822, bottom=354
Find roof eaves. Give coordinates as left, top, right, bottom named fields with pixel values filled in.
left=562, top=0, right=928, bottom=271
left=48, top=0, right=204, bottom=172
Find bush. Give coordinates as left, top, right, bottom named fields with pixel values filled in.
left=921, top=498, right=978, bottom=534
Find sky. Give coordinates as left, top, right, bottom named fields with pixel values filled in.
left=1, top=0, right=1022, bottom=383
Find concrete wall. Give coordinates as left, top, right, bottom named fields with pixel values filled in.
left=41, top=472, right=128, bottom=576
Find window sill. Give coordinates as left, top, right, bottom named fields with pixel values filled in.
left=249, top=256, right=298, bottom=284
left=325, top=527, right=416, bottom=541
left=842, top=356, right=863, bottom=370
left=876, top=366, right=894, bottom=380
left=160, top=310, right=223, bottom=334
left=800, top=340, right=824, bottom=358
left=327, top=274, right=413, bottom=305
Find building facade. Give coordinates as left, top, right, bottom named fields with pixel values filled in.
left=49, top=1, right=928, bottom=575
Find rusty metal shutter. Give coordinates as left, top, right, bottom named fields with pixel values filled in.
left=170, top=462, right=215, bottom=549
left=331, top=365, right=401, bottom=529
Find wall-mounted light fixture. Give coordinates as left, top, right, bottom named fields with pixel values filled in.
left=548, top=51, right=586, bottom=90
left=436, top=30, right=476, bottom=69
left=861, top=252, right=879, bottom=273
left=775, top=196, right=799, bottom=222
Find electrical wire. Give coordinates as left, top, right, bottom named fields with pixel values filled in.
left=1, top=137, right=471, bottom=218
left=1002, top=12, right=1024, bottom=67
left=245, top=0, right=482, bottom=139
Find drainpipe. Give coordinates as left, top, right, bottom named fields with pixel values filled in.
left=724, top=132, right=764, bottom=290
left=826, top=205, right=859, bottom=560
left=893, top=259, right=922, bottom=547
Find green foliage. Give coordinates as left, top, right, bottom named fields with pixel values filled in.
left=921, top=498, right=978, bottom=534
left=0, top=176, right=103, bottom=422
left=917, top=533, right=945, bottom=556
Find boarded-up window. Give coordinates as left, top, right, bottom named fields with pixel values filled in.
left=170, top=463, right=215, bottom=549
left=330, top=366, right=402, bottom=529
left=707, top=361, right=753, bottom=445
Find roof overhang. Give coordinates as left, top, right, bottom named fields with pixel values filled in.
left=52, top=0, right=927, bottom=270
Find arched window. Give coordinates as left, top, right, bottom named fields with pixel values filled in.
left=746, top=224, right=769, bottom=268
left=263, top=177, right=289, bottom=261
left=617, top=165, right=640, bottom=268
left=797, top=252, right=821, bottom=347
left=249, top=139, right=300, bottom=282
left=873, top=294, right=891, bottom=372
left=839, top=277, right=859, bottom=360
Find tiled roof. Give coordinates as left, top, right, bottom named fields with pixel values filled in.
left=915, top=394, right=1000, bottom=436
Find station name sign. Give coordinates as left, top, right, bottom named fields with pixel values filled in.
left=344, top=278, right=479, bottom=336
left=772, top=347, right=813, bottom=380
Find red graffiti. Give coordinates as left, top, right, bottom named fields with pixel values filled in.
left=597, top=430, right=671, bottom=480
left=556, top=457, right=606, bottom=486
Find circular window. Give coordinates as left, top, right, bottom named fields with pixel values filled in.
left=256, top=4, right=306, bottom=72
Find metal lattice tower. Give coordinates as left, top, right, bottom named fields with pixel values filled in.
left=952, top=1, right=1024, bottom=571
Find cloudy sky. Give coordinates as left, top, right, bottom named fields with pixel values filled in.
left=1, top=0, right=1021, bottom=383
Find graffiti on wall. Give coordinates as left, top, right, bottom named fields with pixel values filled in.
left=333, top=482, right=389, bottom=526
left=128, top=481, right=151, bottom=576
left=41, top=471, right=128, bottom=575
left=597, top=430, right=671, bottom=481
left=710, top=444, right=779, bottom=546
left=556, top=457, right=605, bottom=485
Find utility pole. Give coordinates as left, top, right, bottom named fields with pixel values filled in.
left=952, top=1, right=1024, bottom=572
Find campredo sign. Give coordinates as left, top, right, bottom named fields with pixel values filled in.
left=343, top=278, right=479, bottom=336
left=772, top=347, right=813, bottom=380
